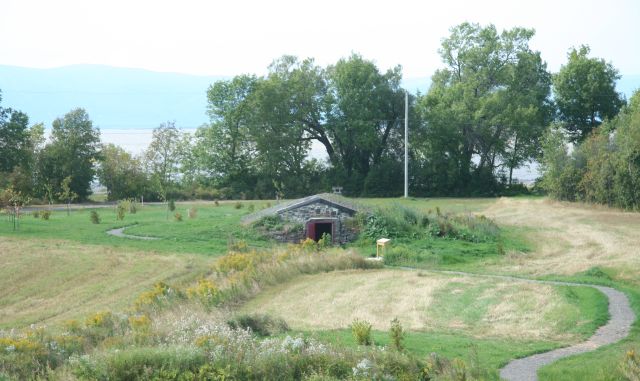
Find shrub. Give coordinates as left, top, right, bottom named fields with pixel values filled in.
left=129, top=202, right=137, bottom=214
left=227, top=313, right=289, bottom=336
left=174, top=212, right=183, bottom=222
left=248, top=204, right=255, bottom=212
left=32, top=210, right=40, bottom=218
left=41, top=210, right=51, bottom=220
left=90, top=210, right=101, bottom=224
left=351, top=319, right=372, bottom=346
left=168, top=200, right=176, bottom=212
left=214, top=200, right=219, bottom=207
left=188, top=207, right=197, bottom=219
left=389, top=318, right=404, bottom=351
left=116, top=202, right=126, bottom=221
left=234, top=201, right=243, bottom=209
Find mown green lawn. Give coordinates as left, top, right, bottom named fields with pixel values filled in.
left=0, top=201, right=273, bottom=256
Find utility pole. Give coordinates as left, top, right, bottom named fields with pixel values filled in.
left=404, top=91, right=409, bottom=198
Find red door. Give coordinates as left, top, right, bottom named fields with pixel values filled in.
left=306, top=222, right=315, bottom=240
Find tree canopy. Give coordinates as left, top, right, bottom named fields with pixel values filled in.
left=554, top=45, right=625, bottom=142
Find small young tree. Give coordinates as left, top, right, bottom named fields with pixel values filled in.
left=58, top=176, right=78, bottom=216
left=389, top=317, right=405, bottom=351
left=1, top=187, right=31, bottom=231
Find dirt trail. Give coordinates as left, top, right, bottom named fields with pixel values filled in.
left=106, top=225, right=159, bottom=240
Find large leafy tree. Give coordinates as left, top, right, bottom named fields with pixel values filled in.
left=0, top=90, right=32, bottom=174
left=97, top=144, right=150, bottom=200
left=323, top=54, right=406, bottom=193
left=417, top=23, right=554, bottom=193
left=554, top=45, right=625, bottom=142
left=144, top=121, right=185, bottom=200
left=38, top=108, right=101, bottom=200
left=195, top=75, right=259, bottom=191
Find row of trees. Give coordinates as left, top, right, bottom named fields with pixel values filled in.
left=0, top=23, right=629, bottom=202
left=540, top=90, right=640, bottom=209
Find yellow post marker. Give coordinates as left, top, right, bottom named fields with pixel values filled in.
left=376, top=238, right=390, bottom=258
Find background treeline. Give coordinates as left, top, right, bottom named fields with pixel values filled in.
left=0, top=23, right=630, bottom=203
left=541, top=90, right=640, bottom=209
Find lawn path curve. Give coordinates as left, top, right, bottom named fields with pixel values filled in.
left=401, top=268, right=635, bottom=381
left=106, top=225, right=160, bottom=240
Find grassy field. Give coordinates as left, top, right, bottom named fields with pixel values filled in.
left=242, top=269, right=607, bottom=342
left=0, top=201, right=272, bottom=256
left=0, top=237, right=209, bottom=328
left=1, top=195, right=638, bottom=380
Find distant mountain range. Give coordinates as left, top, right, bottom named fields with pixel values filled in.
left=1, top=64, right=638, bottom=131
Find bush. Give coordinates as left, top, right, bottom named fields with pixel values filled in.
left=90, top=210, right=101, bottom=224
left=168, top=200, right=176, bottom=212
left=32, top=210, right=40, bottom=218
left=351, top=319, right=372, bottom=346
left=188, top=207, right=197, bottom=219
left=234, top=201, right=243, bottom=209
left=248, top=204, right=255, bottom=212
left=227, top=314, right=290, bottom=336
left=174, top=212, right=183, bottom=222
left=116, top=202, right=127, bottom=221
left=41, top=210, right=51, bottom=220
left=214, top=200, right=219, bottom=207
left=389, top=318, right=404, bottom=351
left=129, top=202, right=137, bottom=214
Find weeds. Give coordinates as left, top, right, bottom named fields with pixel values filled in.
left=389, top=318, right=404, bottom=351
left=227, top=314, right=289, bottom=336
left=351, top=319, right=373, bottom=346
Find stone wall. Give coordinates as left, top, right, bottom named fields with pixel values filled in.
left=278, top=201, right=357, bottom=243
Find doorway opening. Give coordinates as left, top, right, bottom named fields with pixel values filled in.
left=306, top=220, right=335, bottom=242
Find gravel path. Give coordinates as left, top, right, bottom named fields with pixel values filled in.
left=400, top=268, right=635, bottom=381
left=106, top=225, right=159, bottom=240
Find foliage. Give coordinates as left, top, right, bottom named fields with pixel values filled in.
left=186, top=279, right=220, bottom=306
left=58, top=176, right=78, bottom=215
left=389, top=318, right=405, bottom=352
left=97, top=144, right=151, bottom=201
left=168, top=199, right=176, bottom=212
left=145, top=122, right=186, bottom=201
left=358, top=205, right=500, bottom=243
left=174, top=212, right=183, bottom=222
left=116, top=201, right=127, bottom=221
left=554, top=45, right=625, bottom=142
left=228, top=313, right=290, bottom=336
left=188, top=207, right=197, bottom=219
left=37, top=108, right=100, bottom=201
left=351, top=319, right=373, bottom=346
left=541, top=90, right=640, bottom=209
left=90, top=210, right=101, bottom=224
left=40, top=210, right=51, bottom=220
left=416, top=22, right=554, bottom=193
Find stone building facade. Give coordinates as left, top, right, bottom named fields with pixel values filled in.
left=277, top=196, right=358, bottom=244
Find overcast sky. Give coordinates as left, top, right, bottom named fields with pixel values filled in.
left=2, top=0, right=639, bottom=78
